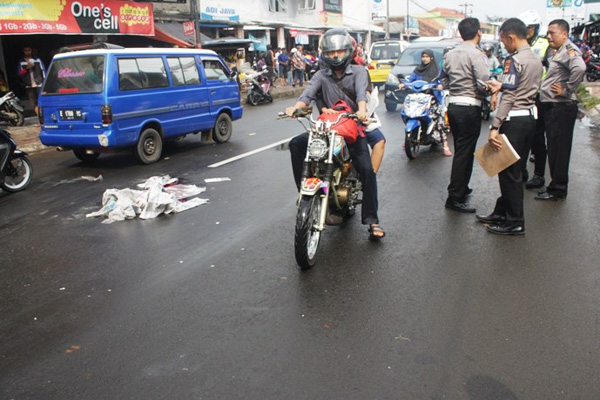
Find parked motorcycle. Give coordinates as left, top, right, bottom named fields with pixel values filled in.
left=400, top=80, right=449, bottom=160
left=278, top=108, right=362, bottom=270
left=481, top=68, right=503, bottom=121
left=0, top=91, right=25, bottom=126
left=246, top=66, right=273, bottom=106
left=0, top=129, right=32, bottom=192
left=585, top=53, right=600, bottom=82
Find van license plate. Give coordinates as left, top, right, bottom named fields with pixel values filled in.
left=60, top=109, right=83, bottom=120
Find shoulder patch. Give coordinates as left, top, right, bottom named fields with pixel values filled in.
left=503, top=57, right=512, bottom=75
left=568, top=48, right=577, bottom=59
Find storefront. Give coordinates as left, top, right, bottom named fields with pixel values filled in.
left=0, top=0, right=190, bottom=112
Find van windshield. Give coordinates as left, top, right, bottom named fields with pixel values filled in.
left=42, top=55, right=105, bottom=95
left=370, top=43, right=401, bottom=61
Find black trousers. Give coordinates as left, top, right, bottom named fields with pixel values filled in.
left=492, top=116, right=536, bottom=227
left=542, top=102, right=578, bottom=197
left=447, top=104, right=482, bottom=202
left=289, top=132, right=379, bottom=225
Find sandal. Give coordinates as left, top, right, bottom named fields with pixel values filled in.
left=368, top=224, right=386, bottom=241
left=443, top=146, right=452, bottom=157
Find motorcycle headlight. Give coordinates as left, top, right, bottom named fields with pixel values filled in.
left=308, top=138, right=328, bottom=159
left=386, top=73, right=400, bottom=86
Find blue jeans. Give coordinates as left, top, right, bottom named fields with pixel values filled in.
left=293, top=69, right=303, bottom=86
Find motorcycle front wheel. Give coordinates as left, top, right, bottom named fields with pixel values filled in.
left=295, top=195, right=322, bottom=270
left=0, top=155, right=32, bottom=192
left=405, top=128, right=421, bottom=160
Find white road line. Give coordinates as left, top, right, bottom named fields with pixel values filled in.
left=208, top=136, right=295, bottom=168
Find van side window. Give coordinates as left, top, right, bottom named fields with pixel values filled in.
left=202, top=59, right=229, bottom=82
left=167, top=58, right=185, bottom=86
left=137, top=58, right=169, bottom=88
left=118, top=59, right=143, bottom=91
left=180, top=57, right=200, bottom=85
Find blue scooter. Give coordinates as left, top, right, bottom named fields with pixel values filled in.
left=400, top=80, right=448, bottom=159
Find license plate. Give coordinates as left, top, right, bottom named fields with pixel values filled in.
left=59, top=109, right=83, bottom=120
left=378, top=64, right=392, bottom=69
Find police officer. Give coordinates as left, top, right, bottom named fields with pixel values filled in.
left=440, top=18, right=490, bottom=213
left=519, top=10, right=551, bottom=189
left=478, top=18, right=543, bottom=236
left=536, top=19, right=585, bottom=201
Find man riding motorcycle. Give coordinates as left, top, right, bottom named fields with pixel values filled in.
left=286, top=28, right=385, bottom=240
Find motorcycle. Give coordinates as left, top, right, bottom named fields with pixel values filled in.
left=278, top=108, right=362, bottom=270
left=400, top=80, right=449, bottom=160
left=0, top=91, right=25, bottom=126
left=585, top=53, right=600, bottom=82
left=0, top=129, right=32, bottom=192
left=246, top=66, right=273, bottom=106
left=481, top=68, right=503, bottom=121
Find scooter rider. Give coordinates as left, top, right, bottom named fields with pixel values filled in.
left=285, top=28, right=385, bottom=240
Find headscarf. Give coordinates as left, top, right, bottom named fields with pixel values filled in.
left=413, top=49, right=439, bottom=83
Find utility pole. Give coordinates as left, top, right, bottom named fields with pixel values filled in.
left=406, top=0, right=409, bottom=41
left=385, top=0, right=390, bottom=39
left=458, top=3, right=473, bottom=17
left=190, top=0, right=202, bottom=48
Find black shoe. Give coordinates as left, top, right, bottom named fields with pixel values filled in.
left=529, top=154, right=535, bottom=163
left=535, top=190, right=566, bottom=201
left=476, top=213, right=506, bottom=224
left=466, top=187, right=473, bottom=195
left=486, top=224, right=525, bottom=236
left=525, top=175, right=545, bottom=189
left=445, top=198, right=476, bottom=213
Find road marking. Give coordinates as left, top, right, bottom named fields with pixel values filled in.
left=208, top=136, right=294, bottom=168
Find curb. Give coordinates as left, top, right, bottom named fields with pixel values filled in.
left=16, top=87, right=306, bottom=155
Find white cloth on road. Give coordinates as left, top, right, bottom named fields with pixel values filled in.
left=86, top=175, right=208, bottom=224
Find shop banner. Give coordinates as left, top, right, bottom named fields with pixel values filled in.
left=0, top=0, right=154, bottom=35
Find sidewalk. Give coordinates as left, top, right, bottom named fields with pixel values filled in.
left=4, top=84, right=305, bottom=155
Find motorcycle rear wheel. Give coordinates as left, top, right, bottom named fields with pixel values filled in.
left=586, top=73, right=597, bottom=82
left=405, top=128, right=421, bottom=160
left=0, top=155, right=32, bottom=192
left=247, top=91, right=260, bottom=106
left=295, top=195, right=321, bottom=270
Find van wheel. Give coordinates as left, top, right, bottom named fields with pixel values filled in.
left=135, top=128, right=162, bottom=164
left=212, top=113, right=232, bottom=143
left=73, top=149, right=100, bottom=163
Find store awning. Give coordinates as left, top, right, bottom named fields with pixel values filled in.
left=154, top=22, right=195, bottom=48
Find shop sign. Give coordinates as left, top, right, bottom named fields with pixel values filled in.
left=546, top=0, right=573, bottom=6
left=323, top=0, right=342, bottom=14
left=201, top=2, right=240, bottom=21
left=183, top=21, right=194, bottom=35
left=289, top=29, right=323, bottom=37
left=0, top=0, right=154, bottom=35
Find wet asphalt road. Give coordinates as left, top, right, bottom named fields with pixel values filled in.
left=1, top=97, right=599, bottom=399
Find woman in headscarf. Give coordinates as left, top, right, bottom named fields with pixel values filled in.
left=400, top=49, right=452, bottom=156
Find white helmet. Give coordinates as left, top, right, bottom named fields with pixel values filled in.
left=519, top=10, right=542, bottom=27
left=519, top=10, right=542, bottom=44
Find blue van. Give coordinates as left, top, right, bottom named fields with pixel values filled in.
left=38, top=48, right=242, bottom=164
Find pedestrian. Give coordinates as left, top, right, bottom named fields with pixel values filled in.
left=292, top=45, right=306, bottom=87
left=274, top=47, right=281, bottom=79
left=285, top=28, right=385, bottom=240
left=17, top=46, right=46, bottom=117
left=519, top=10, right=551, bottom=189
left=440, top=18, right=490, bottom=213
left=265, top=45, right=275, bottom=87
left=535, top=19, right=585, bottom=201
left=277, top=49, right=290, bottom=86
left=478, top=18, right=543, bottom=236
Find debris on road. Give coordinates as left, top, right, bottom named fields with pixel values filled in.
left=81, top=175, right=103, bottom=182
left=204, top=177, right=231, bottom=183
left=86, top=175, right=208, bottom=224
